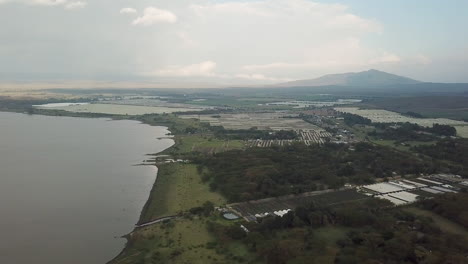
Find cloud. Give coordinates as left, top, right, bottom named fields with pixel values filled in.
left=5, top=0, right=447, bottom=84
left=191, top=2, right=274, bottom=17
left=235, top=73, right=291, bottom=82
left=413, top=55, right=432, bottom=65
left=239, top=38, right=395, bottom=76
left=64, top=1, right=86, bottom=10
left=0, top=0, right=86, bottom=9
left=176, top=31, right=196, bottom=46
left=149, top=61, right=217, bottom=77
left=30, top=0, right=67, bottom=6
left=369, top=52, right=401, bottom=64
left=164, top=0, right=387, bottom=81
left=191, top=0, right=381, bottom=33
left=132, top=7, right=177, bottom=26
left=120, top=7, right=136, bottom=15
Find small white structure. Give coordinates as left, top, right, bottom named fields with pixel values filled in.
left=388, top=191, right=419, bottom=203
left=273, top=209, right=291, bottom=217
left=418, top=178, right=443, bottom=185
left=421, top=187, right=443, bottom=194
left=254, top=212, right=270, bottom=218
left=240, top=225, right=250, bottom=233
left=430, top=186, right=457, bottom=193
left=388, top=181, right=417, bottom=190
left=363, top=183, right=404, bottom=194
left=402, top=180, right=426, bottom=188
left=378, top=194, right=407, bottom=205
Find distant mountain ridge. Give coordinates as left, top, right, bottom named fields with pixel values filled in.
left=275, top=69, right=422, bottom=87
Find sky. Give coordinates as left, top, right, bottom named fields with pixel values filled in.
left=0, top=0, right=467, bottom=86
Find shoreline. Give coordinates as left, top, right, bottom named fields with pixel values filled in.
left=0, top=110, right=175, bottom=264
left=107, top=120, right=178, bottom=264
left=0, top=110, right=176, bottom=264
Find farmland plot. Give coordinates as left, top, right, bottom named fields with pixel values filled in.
left=335, top=107, right=468, bottom=138
left=180, top=112, right=323, bottom=131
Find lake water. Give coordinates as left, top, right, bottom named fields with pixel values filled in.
left=0, top=112, right=174, bottom=264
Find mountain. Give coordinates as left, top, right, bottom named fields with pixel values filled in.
left=275, top=69, right=421, bottom=87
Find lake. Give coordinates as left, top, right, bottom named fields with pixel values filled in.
left=0, top=112, right=174, bottom=264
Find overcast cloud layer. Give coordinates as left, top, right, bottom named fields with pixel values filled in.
left=0, top=0, right=467, bottom=85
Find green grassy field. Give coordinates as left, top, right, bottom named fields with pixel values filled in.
left=112, top=115, right=250, bottom=264
left=113, top=217, right=231, bottom=264
left=163, top=135, right=245, bottom=155
left=139, top=163, right=226, bottom=222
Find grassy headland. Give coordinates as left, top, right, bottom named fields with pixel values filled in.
left=111, top=114, right=248, bottom=264
left=138, top=163, right=226, bottom=223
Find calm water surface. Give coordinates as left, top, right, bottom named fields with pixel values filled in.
left=0, top=112, right=173, bottom=264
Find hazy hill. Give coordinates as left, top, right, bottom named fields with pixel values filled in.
left=275, top=69, right=421, bottom=87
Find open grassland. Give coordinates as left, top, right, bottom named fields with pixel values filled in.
left=113, top=217, right=232, bottom=264
left=139, top=163, right=226, bottom=223
left=138, top=114, right=207, bottom=134
left=113, top=214, right=255, bottom=264
left=455, top=125, right=468, bottom=137
left=162, top=134, right=245, bottom=155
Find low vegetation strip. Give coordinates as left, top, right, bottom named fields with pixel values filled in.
left=139, top=163, right=226, bottom=223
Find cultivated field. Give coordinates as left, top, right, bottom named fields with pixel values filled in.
left=335, top=107, right=468, bottom=138
left=265, top=99, right=361, bottom=108
left=180, top=112, right=323, bottom=131
left=100, top=98, right=209, bottom=110
left=34, top=103, right=205, bottom=115
left=246, top=131, right=333, bottom=147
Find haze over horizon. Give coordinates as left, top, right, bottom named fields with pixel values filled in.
left=1, top=0, right=468, bottom=86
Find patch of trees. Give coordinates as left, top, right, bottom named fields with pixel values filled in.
left=0, top=97, right=74, bottom=112
left=194, top=143, right=436, bottom=202
left=255, top=199, right=389, bottom=232
left=369, top=122, right=434, bottom=142
left=369, top=122, right=457, bottom=142
left=207, top=203, right=468, bottom=264
left=430, top=123, right=457, bottom=136
left=342, top=113, right=372, bottom=126
left=413, top=139, right=468, bottom=176
left=420, top=193, right=468, bottom=228
left=188, top=201, right=215, bottom=217
left=334, top=221, right=468, bottom=264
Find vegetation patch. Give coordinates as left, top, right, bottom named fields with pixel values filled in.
left=195, top=143, right=438, bottom=202
left=139, top=163, right=226, bottom=223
